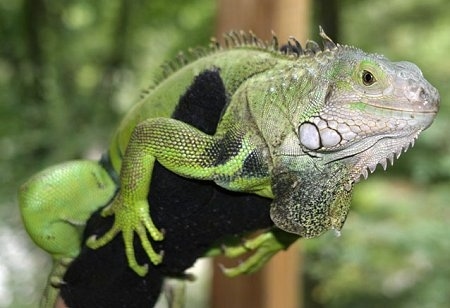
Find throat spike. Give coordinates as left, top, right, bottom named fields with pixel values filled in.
left=368, top=164, right=377, bottom=173
left=380, top=159, right=388, bottom=171
left=362, top=168, right=369, bottom=180
left=387, top=153, right=395, bottom=166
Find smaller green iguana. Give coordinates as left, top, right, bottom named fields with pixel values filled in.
left=19, top=27, right=439, bottom=307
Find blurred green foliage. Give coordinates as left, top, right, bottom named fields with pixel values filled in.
left=0, top=0, right=448, bottom=307
left=304, top=179, right=450, bottom=308
left=0, top=0, right=215, bottom=307
left=1, top=0, right=215, bottom=200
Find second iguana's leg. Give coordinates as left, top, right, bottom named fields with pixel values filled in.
left=87, top=117, right=268, bottom=276
left=206, top=229, right=299, bottom=277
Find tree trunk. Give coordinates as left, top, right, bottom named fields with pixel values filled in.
left=212, top=1, right=310, bottom=307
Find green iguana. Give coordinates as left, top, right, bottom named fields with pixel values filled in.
left=19, top=27, right=439, bottom=306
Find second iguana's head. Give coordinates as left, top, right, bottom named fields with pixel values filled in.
left=296, top=31, right=439, bottom=185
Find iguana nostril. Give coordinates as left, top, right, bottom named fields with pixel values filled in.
left=406, top=84, right=425, bottom=102
left=419, top=88, right=426, bottom=100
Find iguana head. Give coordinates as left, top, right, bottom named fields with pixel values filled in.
left=267, top=29, right=439, bottom=239
left=297, top=31, right=440, bottom=185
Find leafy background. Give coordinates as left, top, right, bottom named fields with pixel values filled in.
left=0, top=0, right=448, bottom=307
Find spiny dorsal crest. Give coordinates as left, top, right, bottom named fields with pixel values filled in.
left=219, top=26, right=338, bottom=57
left=280, top=26, right=338, bottom=57
left=143, top=27, right=339, bottom=98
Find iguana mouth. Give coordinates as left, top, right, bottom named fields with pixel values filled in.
left=301, top=127, right=423, bottom=185
left=297, top=100, right=437, bottom=162
left=362, top=102, right=439, bottom=114
left=350, top=130, right=422, bottom=183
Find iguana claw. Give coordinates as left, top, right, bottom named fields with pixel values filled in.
left=210, top=230, right=298, bottom=277
left=86, top=197, right=164, bottom=276
left=219, top=232, right=284, bottom=277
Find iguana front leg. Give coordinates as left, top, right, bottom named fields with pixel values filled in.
left=87, top=117, right=270, bottom=276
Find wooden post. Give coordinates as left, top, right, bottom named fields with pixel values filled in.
left=211, top=244, right=303, bottom=308
left=216, top=0, right=310, bottom=42
left=212, top=1, right=310, bottom=307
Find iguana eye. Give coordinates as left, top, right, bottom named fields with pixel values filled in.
left=362, top=70, right=376, bottom=86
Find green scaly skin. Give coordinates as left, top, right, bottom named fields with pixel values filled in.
left=19, top=161, right=116, bottom=307
left=86, top=28, right=438, bottom=275
left=18, top=28, right=439, bottom=306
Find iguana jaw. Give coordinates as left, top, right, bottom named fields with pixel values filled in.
left=305, top=127, right=421, bottom=183
left=297, top=104, right=437, bottom=185
left=345, top=130, right=422, bottom=183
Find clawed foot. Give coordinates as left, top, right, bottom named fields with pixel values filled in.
left=219, top=232, right=283, bottom=277
left=86, top=197, right=164, bottom=276
left=49, top=257, right=72, bottom=288
left=214, top=230, right=299, bottom=277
